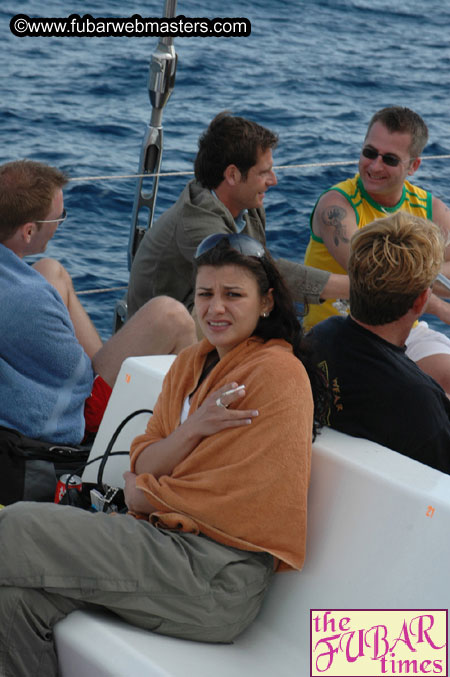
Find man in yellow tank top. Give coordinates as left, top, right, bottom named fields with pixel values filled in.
left=304, top=106, right=450, bottom=393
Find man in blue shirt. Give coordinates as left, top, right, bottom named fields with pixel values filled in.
left=0, top=160, right=196, bottom=444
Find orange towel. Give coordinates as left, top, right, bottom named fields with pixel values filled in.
left=130, top=337, right=313, bottom=571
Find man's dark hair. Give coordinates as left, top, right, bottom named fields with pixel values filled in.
left=194, top=111, right=278, bottom=189
left=366, top=106, right=429, bottom=157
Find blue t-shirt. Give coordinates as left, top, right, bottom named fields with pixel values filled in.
left=0, top=245, right=94, bottom=444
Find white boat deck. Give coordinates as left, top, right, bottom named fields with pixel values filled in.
left=56, top=356, right=450, bottom=676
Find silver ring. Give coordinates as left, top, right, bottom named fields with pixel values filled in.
left=216, top=397, right=228, bottom=408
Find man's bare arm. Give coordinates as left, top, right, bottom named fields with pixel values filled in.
left=312, top=190, right=358, bottom=270
left=425, top=293, right=450, bottom=325
left=432, top=196, right=450, bottom=261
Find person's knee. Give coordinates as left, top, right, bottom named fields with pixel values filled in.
left=32, top=258, right=74, bottom=298
left=33, top=257, right=65, bottom=279
left=140, top=296, right=194, bottom=333
left=134, top=296, right=196, bottom=354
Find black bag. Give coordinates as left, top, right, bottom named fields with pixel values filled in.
left=58, top=408, right=154, bottom=513
left=0, top=426, right=90, bottom=506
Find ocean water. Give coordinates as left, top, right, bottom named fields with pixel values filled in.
left=1, top=0, right=450, bottom=339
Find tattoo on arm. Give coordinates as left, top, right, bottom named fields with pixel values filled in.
left=321, top=206, right=350, bottom=247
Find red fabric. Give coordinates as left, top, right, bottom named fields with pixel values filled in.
left=84, top=375, right=112, bottom=435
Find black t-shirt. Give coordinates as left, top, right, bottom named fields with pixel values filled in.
left=307, top=316, right=450, bottom=474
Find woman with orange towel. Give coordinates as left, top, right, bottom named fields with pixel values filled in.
left=0, top=233, right=320, bottom=676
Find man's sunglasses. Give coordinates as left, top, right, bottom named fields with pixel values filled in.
left=361, top=146, right=403, bottom=167
left=195, top=232, right=266, bottom=260
left=35, top=208, right=68, bottom=225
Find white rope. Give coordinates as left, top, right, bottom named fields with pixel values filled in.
left=69, top=170, right=194, bottom=182
left=73, top=153, right=450, bottom=296
left=76, top=285, right=128, bottom=296
left=68, top=154, right=450, bottom=184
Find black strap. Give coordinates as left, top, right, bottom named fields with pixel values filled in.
left=62, top=408, right=154, bottom=509
left=0, top=425, right=90, bottom=461
left=96, top=408, right=153, bottom=489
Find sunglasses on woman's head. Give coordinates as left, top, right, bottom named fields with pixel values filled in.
left=195, top=233, right=266, bottom=260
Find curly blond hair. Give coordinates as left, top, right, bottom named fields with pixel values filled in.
left=349, top=212, right=444, bottom=325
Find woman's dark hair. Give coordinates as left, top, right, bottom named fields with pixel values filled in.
left=194, top=237, right=329, bottom=437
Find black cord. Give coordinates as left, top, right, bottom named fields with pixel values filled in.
left=63, top=408, right=153, bottom=505
left=96, top=409, right=153, bottom=490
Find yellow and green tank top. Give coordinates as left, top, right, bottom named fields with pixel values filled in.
left=303, top=174, right=432, bottom=330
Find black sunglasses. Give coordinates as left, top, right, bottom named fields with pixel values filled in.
left=195, top=233, right=267, bottom=260
left=361, top=146, right=403, bottom=167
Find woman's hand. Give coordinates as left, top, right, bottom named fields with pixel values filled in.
left=133, top=382, right=259, bottom=479
left=123, top=471, right=155, bottom=514
left=183, top=382, right=258, bottom=440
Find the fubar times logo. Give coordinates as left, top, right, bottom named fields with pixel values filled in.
left=310, top=609, right=448, bottom=676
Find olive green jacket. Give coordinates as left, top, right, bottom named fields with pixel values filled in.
left=127, top=179, right=329, bottom=317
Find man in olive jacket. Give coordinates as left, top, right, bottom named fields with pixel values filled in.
left=127, top=111, right=348, bottom=319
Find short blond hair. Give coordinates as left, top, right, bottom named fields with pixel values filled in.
left=349, top=212, right=444, bottom=325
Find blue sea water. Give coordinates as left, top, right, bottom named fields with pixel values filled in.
left=1, top=0, right=450, bottom=339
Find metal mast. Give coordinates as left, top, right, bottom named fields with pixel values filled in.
left=127, top=0, right=178, bottom=270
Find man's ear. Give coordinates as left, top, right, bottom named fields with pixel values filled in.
left=223, top=164, right=241, bottom=186
left=412, top=287, right=431, bottom=316
left=408, top=156, right=421, bottom=177
left=20, top=222, right=37, bottom=244
left=1, top=221, right=38, bottom=257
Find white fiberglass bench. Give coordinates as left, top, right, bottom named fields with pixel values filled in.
left=55, top=355, right=450, bottom=676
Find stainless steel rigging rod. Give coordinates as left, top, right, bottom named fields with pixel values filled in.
left=127, top=0, right=178, bottom=270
